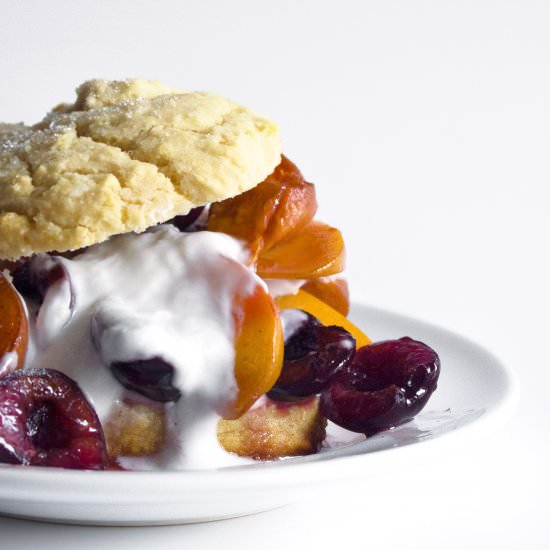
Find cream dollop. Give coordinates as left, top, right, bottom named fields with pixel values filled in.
left=0, top=351, right=18, bottom=376
left=26, top=226, right=262, bottom=469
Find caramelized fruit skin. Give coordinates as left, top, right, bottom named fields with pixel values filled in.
left=208, top=156, right=317, bottom=261
left=256, top=221, right=345, bottom=279
left=209, top=155, right=345, bottom=281
left=321, top=338, right=440, bottom=435
left=269, top=309, right=356, bottom=399
left=301, top=278, right=350, bottom=316
left=276, top=290, right=371, bottom=348
left=228, top=282, right=284, bottom=419
left=0, top=272, right=28, bottom=370
left=0, top=368, right=107, bottom=469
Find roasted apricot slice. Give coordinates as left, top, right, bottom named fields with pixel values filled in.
left=227, top=282, right=284, bottom=419
left=301, top=278, right=350, bottom=316
left=0, top=272, right=28, bottom=371
left=276, top=290, right=371, bottom=348
left=208, top=156, right=317, bottom=261
left=256, top=221, right=345, bottom=280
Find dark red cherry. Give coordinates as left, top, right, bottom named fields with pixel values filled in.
left=0, top=369, right=107, bottom=469
left=269, top=309, right=355, bottom=399
left=110, top=358, right=181, bottom=402
left=14, top=256, right=75, bottom=346
left=12, top=255, right=73, bottom=308
left=11, top=259, right=38, bottom=300
left=320, top=337, right=440, bottom=435
left=167, top=207, right=205, bottom=231
left=91, top=311, right=181, bottom=402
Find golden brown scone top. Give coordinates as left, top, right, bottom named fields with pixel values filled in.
left=0, top=79, right=281, bottom=260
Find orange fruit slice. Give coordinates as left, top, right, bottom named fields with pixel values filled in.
left=276, top=290, right=370, bottom=348
left=225, top=273, right=284, bottom=419
left=300, top=278, right=350, bottom=316
left=0, top=272, right=28, bottom=371
left=208, top=156, right=317, bottom=262
left=256, top=221, right=345, bottom=280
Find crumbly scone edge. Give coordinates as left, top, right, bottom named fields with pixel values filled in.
left=0, top=79, right=281, bottom=260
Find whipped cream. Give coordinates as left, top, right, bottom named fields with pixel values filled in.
left=264, top=278, right=305, bottom=298
left=264, top=274, right=346, bottom=299
left=0, top=351, right=17, bottom=376
left=26, top=226, right=263, bottom=469
left=280, top=309, right=309, bottom=340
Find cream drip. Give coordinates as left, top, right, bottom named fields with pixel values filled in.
left=26, top=226, right=261, bottom=469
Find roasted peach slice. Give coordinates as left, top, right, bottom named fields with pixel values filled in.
left=256, top=221, right=345, bottom=280
left=228, top=282, right=284, bottom=419
left=0, top=272, right=28, bottom=372
left=301, top=278, right=350, bottom=316
left=208, top=156, right=317, bottom=261
left=276, top=289, right=371, bottom=348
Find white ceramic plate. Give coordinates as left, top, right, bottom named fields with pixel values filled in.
left=0, top=304, right=517, bottom=526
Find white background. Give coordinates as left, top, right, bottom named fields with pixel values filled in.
left=0, top=0, right=549, bottom=547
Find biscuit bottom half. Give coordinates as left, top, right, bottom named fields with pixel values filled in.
left=104, top=397, right=327, bottom=463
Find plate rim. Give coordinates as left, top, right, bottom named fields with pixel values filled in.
left=0, top=302, right=519, bottom=497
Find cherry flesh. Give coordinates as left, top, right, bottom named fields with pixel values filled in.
left=269, top=309, right=355, bottom=399
left=320, top=337, right=440, bottom=435
left=0, top=369, right=107, bottom=469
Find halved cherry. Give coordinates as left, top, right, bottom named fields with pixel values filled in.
left=227, top=278, right=284, bottom=419
left=0, top=368, right=107, bottom=469
left=256, top=221, right=345, bottom=280
left=276, top=290, right=371, bottom=348
left=208, top=156, right=317, bottom=261
left=0, top=272, right=28, bottom=372
left=300, top=278, right=350, bottom=316
left=320, top=338, right=440, bottom=435
left=269, top=310, right=356, bottom=399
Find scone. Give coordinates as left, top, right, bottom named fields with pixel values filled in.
left=0, top=79, right=440, bottom=471
left=0, top=79, right=280, bottom=259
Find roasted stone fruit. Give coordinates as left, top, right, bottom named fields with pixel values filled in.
left=167, top=206, right=205, bottom=231
left=90, top=306, right=182, bottom=403
left=229, top=280, right=284, bottom=418
left=0, top=368, right=107, bottom=469
left=11, top=255, right=74, bottom=347
left=276, top=290, right=371, bottom=348
left=104, top=400, right=165, bottom=458
left=208, top=155, right=344, bottom=282
left=208, top=156, right=317, bottom=261
left=321, top=337, right=440, bottom=436
left=11, top=255, right=72, bottom=304
left=256, top=221, right=345, bottom=280
left=218, top=396, right=327, bottom=459
left=109, top=358, right=181, bottom=403
left=0, top=272, right=28, bottom=372
left=301, top=278, right=349, bottom=316
left=269, top=309, right=355, bottom=399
